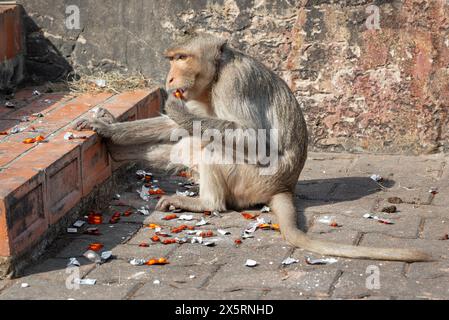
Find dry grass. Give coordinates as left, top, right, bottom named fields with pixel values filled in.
left=67, top=71, right=155, bottom=94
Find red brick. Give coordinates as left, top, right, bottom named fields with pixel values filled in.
left=8, top=140, right=82, bottom=225
left=0, top=141, right=33, bottom=168
left=0, top=167, right=46, bottom=257
left=80, top=134, right=112, bottom=196
left=0, top=88, right=160, bottom=263
left=43, top=92, right=113, bottom=125
left=101, top=89, right=153, bottom=122
left=2, top=93, right=72, bottom=120
left=136, top=88, right=161, bottom=119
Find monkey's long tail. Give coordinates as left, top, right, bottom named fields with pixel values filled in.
left=270, top=192, right=432, bottom=262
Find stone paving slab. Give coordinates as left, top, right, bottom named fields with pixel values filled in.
left=0, top=152, right=448, bottom=300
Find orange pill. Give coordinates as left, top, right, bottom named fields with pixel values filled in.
left=174, top=90, right=184, bottom=99
left=23, top=138, right=35, bottom=144
left=241, top=212, right=259, bottom=220
left=88, top=243, right=104, bottom=251
left=162, top=214, right=178, bottom=221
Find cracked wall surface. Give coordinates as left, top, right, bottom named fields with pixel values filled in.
left=19, top=0, right=449, bottom=154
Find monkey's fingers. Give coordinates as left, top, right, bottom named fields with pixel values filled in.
left=90, top=119, right=114, bottom=138
left=155, top=196, right=174, bottom=212
left=73, top=118, right=92, bottom=131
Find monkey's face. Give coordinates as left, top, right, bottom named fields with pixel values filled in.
left=164, top=49, right=217, bottom=101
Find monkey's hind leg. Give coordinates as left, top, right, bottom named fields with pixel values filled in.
left=155, top=164, right=228, bottom=212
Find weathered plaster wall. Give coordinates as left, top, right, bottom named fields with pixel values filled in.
left=19, top=0, right=449, bottom=154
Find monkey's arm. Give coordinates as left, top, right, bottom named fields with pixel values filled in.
left=165, top=95, right=239, bottom=135
left=89, top=115, right=179, bottom=146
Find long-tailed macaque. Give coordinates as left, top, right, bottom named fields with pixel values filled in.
left=83, top=33, right=430, bottom=262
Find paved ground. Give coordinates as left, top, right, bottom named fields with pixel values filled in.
left=0, top=152, right=448, bottom=300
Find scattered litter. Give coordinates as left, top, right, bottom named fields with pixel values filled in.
left=149, top=186, right=165, bottom=195
left=362, top=213, right=394, bottom=224
left=10, top=125, right=24, bottom=134
left=212, top=211, right=222, bottom=218
left=83, top=250, right=102, bottom=264
left=84, top=227, right=100, bottom=236
left=146, top=257, right=169, bottom=265
left=189, top=275, right=196, bottom=279
left=261, top=206, right=271, bottom=213
left=176, top=190, right=197, bottom=197
left=64, top=132, right=87, bottom=140
left=439, top=234, right=449, bottom=241
left=381, top=205, right=397, bottom=213
left=178, top=214, right=193, bottom=221
left=100, top=251, right=113, bottom=262
left=305, top=257, right=338, bottom=265
left=67, top=258, right=80, bottom=267
left=5, top=101, right=15, bottom=108
left=122, top=209, right=132, bottom=217
left=429, top=187, right=438, bottom=195
left=136, top=170, right=152, bottom=180
left=22, top=135, right=46, bottom=144
left=217, top=229, right=230, bottom=236
left=203, top=240, right=216, bottom=247
left=162, top=214, right=178, bottom=220
left=88, top=212, right=103, bottom=224
left=129, top=258, right=146, bottom=266
left=195, top=218, right=208, bottom=226
left=87, top=243, right=104, bottom=251
left=388, top=197, right=403, bottom=204
left=32, top=90, right=41, bottom=96
left=153, top=280, right=160, bottom=285
left=234, top=239, right=242, bottom=245
left=138, top=185, right=150, bottom=201
left=241, top=232, right=254, bottom=239
left=109, top=212, right=121, bottom=224
left=73, top=220, right=85, bottom=228
left=74, top=279, right=96, bottom=285
left=32, top=112, right=44, bottom=117
left=147, top=223, right=161, bottom=230
left=317, top=216, right=341, bottom=227
left=21, top=283, right=30, bottom=288
left=245, top=259, right=258, bottom=267
left=370, top=174, right=383, bottom=182
left=139, top=242, right=150, bottom=247
left=138, top=207, right=150, bottom=216
left=162, top=239, right=177, bottom=245
left=282, top=257, right=299, bottom=265
left=67, top=227, right=78, bottom=233
left=241, top=212, right=259, bottom=220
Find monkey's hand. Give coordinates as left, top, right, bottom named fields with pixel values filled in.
left=88, top=118, right=115, bottom=138
left=73, top=107, right=117, bottom=131
left=164, top=93, right=193, bottom=127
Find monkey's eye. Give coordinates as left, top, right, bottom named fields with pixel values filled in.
left=175, top=54, right=188, bottom=61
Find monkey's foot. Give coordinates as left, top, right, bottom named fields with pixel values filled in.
left=155, top=195, right=208, bottom=213
left=73, top=107, right=117, bottom=131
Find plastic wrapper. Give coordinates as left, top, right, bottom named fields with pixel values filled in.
left=282, top=257, right=299, bottom=265
left=305, top=257, right=338, bottom=265
left=245, top=259, right=258, bottom=267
